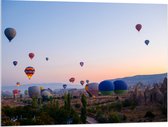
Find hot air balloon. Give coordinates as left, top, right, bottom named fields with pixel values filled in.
left=13, top=89, right=20, bottom=99
left=28, top=86, right=41, bottom=98
left=41, top=90, right=53, bottom=100
left=13, top=61, right=18, bottom=66
left=86, top=80, right=89, bottom=84
left=113, top=80, right=128, bottom=94
left=80, top=80, right=85, bottom=85
left=145, top=40, right=150, bottom=45
left=63, top=84, right=67, bottom=89
left=29, top=53, right=35, bottom=60
left=16, top=82, right=20, bottom=87
left=40, top=86, right=44, bottom=90
left=69, top=77, right=75, bottom=83
left=80, top=62, right=84, bottom=67
left=85, top=84, right=92, bottom=97
left=24, top=66, right=35, bottom=79
left=4, top=28, right=16, bottom=42
left=46, top=57, right=49, bottom=61
left=24, top=90, right=28, bottom=95
left=135, top=24, right=142, bottom=32
left=13, top=89, right=19, bottom=95
left=99, top=80, right=114, bottom=95
left=87, top=83, right=99, bottom=96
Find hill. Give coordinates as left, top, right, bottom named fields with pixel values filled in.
left=109, top=73, right=167, bottom=86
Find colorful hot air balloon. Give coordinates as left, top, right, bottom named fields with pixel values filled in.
left=13, top=61, right=18, bottom=66
left=87, top=83, right=99, bottom=96
left=46, top=57, right=49, bottom=61
left=16, top=82, right=20, bottom=87
left=99, top=80, right=114, bottom=95
left=145, top=40, right=150, bottom=45
left=85, top=84, right=92, bottom=97
left=4, top=28, right=16, bottom=42
left=86, top=80, right=89, bottom=84
left=113, top=80, right=128, bottom=94
left=63, top=84, right=67, bottom=89
left=69, top=77, right=75, bottom=83
left=80, top=62, right=84, bottom=67
left=135, top=24, right=142, bottom=32
left=80, top=80, right=85, bottom=85
left=29, top=53, right=35, bottom=60
left=24, top=66, right=35, bottom=79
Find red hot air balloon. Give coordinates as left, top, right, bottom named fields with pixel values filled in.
left=24, top=66, right=35, bottom=79
left=69, top=77, right=75, bottom=83
left=80, top=80, right=85, bottom=86
left=80, top=62, right=84, bottom=67
left=29, top=53, right=35, bottom=60
left=135, top=24, right=142, bottom=32
left=13, top=89, right=20, bottom=95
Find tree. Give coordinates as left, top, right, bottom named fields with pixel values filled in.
left=81, top=94, right=87, bottom=123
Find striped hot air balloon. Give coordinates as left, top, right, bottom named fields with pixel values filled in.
left=24, top=66, right=35, bottom=79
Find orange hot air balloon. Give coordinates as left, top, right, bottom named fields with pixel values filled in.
left=24, top=66, right=35, bottom=79
left=69, top=77, right=75, bottom=83
left=29, top=53, right=35, bottom=60
left=16, top=82, right=21, bottom=87
left=80, top=80, right=85, bottom=85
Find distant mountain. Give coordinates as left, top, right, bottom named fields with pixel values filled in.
left=109, top=73, right=167, bottom=86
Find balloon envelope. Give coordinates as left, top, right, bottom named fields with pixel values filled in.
left=113, top=80, right=128, bottom=94
left=135, top=24, right=142, bottom=32
left=87, top=83, right=99, bottom=96
left=99, top=80, right=114, bottom=95
left=13, top=89, right=20, bottom=95
left=24, top=66, right=35, bottom=79
left=16, top=82, right=20, bottom=87
left=28, top=86, right=41, bottom=98
left=24, top=90, right=28, bottom=95
left=80, top=80, right=85, bottom=85
left=69, top=77, right=75, bottom=83
left=63, top=84, right=67, bottom=89
left=46, top=57, right=49, bottom=61
left=80, top=62, right=84, bottom=67
left=13, top=61, right=18, bottom=66
left=4, top=28, right=16, bottom=42
left=145, top=40, right=150, bottom=45
left=86, top=80, right=89, bottom=84
left=29, top=53, right=35, bottom=59
left=41, top=90, right=53, bottom=100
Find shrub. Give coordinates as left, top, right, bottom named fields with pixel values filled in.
left=144, top=111, right=155, bottom=119
left=108, top=112, right=121, bottom=123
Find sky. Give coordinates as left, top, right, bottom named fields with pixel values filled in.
left=1, top=0, right=167, bottom=86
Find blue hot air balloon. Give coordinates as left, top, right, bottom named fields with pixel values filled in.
left=13, top=61, right=18, bottom=66
left=4, top=28, right=16, bottom=42
left=113, top=80, right=128, bottom=94
left=99, top=80, right=114, bottom=95
left=145, top=40, right=150, bottom=45
left=63, top=84, right=67, bottom=89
